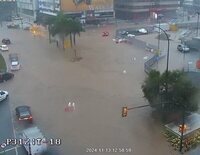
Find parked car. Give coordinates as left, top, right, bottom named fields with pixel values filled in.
left=113, top=38, right=128, bottom=44
left=7, top=23, right=20, bottom=29
left=127, top=34, right=135, bottom=38
left=0, top=72, right=14, bottom=82
left=177, top=44, right=190, bottom=52
left=138, top=28, right=148, bottom=34
left=117, top=38, right=128, bottom=43
left=120, top=30, right=129, bottom=37
left=11, top=61, right=20, bottom=71
left=2, top=38, right=11, bottom=45
left=0, top=45, right=9, bottom=51
left=23, top=25, right=30, bottom=30
left=9, top=53, right=20, bottom=71
left=0, top=90, right=8, bottom=102
left=13, top=16, right=23, bottom=20
left=15, top=106, right=33, bottom=122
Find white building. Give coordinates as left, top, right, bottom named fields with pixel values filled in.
left=17, top=0, right=38, bottom=22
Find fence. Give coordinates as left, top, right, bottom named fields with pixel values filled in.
left=126, top=37, right=165, bottom=74
left=144, top=54, right=166, bottom=74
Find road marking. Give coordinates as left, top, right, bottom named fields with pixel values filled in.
left=7, top=100, right=18, bottom=155
left=0, top=146, right=20, bottom=154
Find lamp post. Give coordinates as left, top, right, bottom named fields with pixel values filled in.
left=154, top=14, right=163, bottom=54
left=153, top=26, right=170, bottom=75
left=179, top=108, right=186, bottom=153
left=156, top=14, right=163, bottom=55
left=196, top=12, right=200, bottom=37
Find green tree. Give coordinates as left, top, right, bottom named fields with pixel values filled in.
left=47, top=12, right=70, bottom=50
left=142, top=70, right=199, bottom=115
left=46, top=12, right=83, bottom=53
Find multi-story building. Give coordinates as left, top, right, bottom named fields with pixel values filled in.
left=183, top=0, right=200, bottom=13
left=0, top=0, right=17, bottom=21
left=114, top=0, right=181, bottom=20
left=17, top=0, right=38, bottom=22
left=37, top=0, right=114, bottom=24
left=38, top=0, right=60, bottom=16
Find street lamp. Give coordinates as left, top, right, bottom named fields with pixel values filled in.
left=156, top=14, right=163, bottom=55
left=196, top=12, right=200, bottom=37
left=179, top=108, right=186, bottom=153
left=153, top=26, right=170, bottom=76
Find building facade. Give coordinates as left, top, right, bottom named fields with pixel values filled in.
left=17, top=0, right=38, bottom=22
left=38, top=0, right=114, bottom=24
left=114, top=0, right=181, bottom=20
left=183, top=0, right=200, bottom=14
left=38, top=0, right=60, bottom=16
left=0, top=0, right=17, bottom=21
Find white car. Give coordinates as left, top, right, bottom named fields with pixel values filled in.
left=0, top=90, right=8, bottom=102
left=127, top=34, right=135, bottom=38
left=0, top=45, right=9, bottom=51
left=114, top=38, right=128, bottom=43
left=177, top=44, right=190, bottom=52
left=138, top=28, right=148, bottom=34
left=10, top=61, right=20, bottom=71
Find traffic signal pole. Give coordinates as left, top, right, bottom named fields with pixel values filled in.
left=122, top=104, right=186, bottom=153
left=122, top=103, right=163, bottom=117
left=179, top=109, right=185, bottom=153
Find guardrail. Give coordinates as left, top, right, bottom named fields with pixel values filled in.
left=144, top=54, right=166, bottom=74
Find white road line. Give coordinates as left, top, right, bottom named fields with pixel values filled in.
left=0, top=146, right=20, bottom=154
left=7, top=99, right=18, bottom=155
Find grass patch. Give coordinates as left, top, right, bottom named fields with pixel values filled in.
left=0, top=53, right=7, bottom=72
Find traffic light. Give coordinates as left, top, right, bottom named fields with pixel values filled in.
left=122, top=107, right=128, bottom=117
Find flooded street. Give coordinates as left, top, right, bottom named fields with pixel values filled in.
left=0, top=24, right=187, bottom=155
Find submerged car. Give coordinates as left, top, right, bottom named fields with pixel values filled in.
left=15, top=106, right=33, bottom=122
left=2, top=38, right=11, bottom=45
left=0, top=45, right=9, bottom=51
left=0, top=72, right=14, bottom=82
left=0, top=90, right=8, bottom=102
left=177, top=44, right=190, bottom=52
left=11, top=61, right=20, bottom=71
left=7, top=23, right=20, bottom=29
left=9, top=53, right=20, bottom=71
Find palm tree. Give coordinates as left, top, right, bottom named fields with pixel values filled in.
left=47, top=12, right=70, bottom=50
left=46, top=12, right=84, bottom=52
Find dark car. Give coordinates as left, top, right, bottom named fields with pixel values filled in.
left=2, top=38, right=11, bottom=45
left=177, top=44, right=190, bottom=52
left=15, top=106, right=33, bottom=122
left=0, top=72, right=14, bottom=83
left=7, top=23, right=20, bottom=29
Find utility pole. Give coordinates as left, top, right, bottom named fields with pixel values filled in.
left=196, top=12, right=200, bottom=37
left=179, top=109, right=185, bottom=153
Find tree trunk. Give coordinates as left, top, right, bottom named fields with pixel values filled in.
left=62, top=35, right=65, bottom=50
left=73, top=33, right=76, bottom=46
left=69, top=33, right=73, bottom=48
left=48, top=26, right=51, bottom=43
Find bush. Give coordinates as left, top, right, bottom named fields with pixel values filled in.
left=0, top=54, right=6, bottom=72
